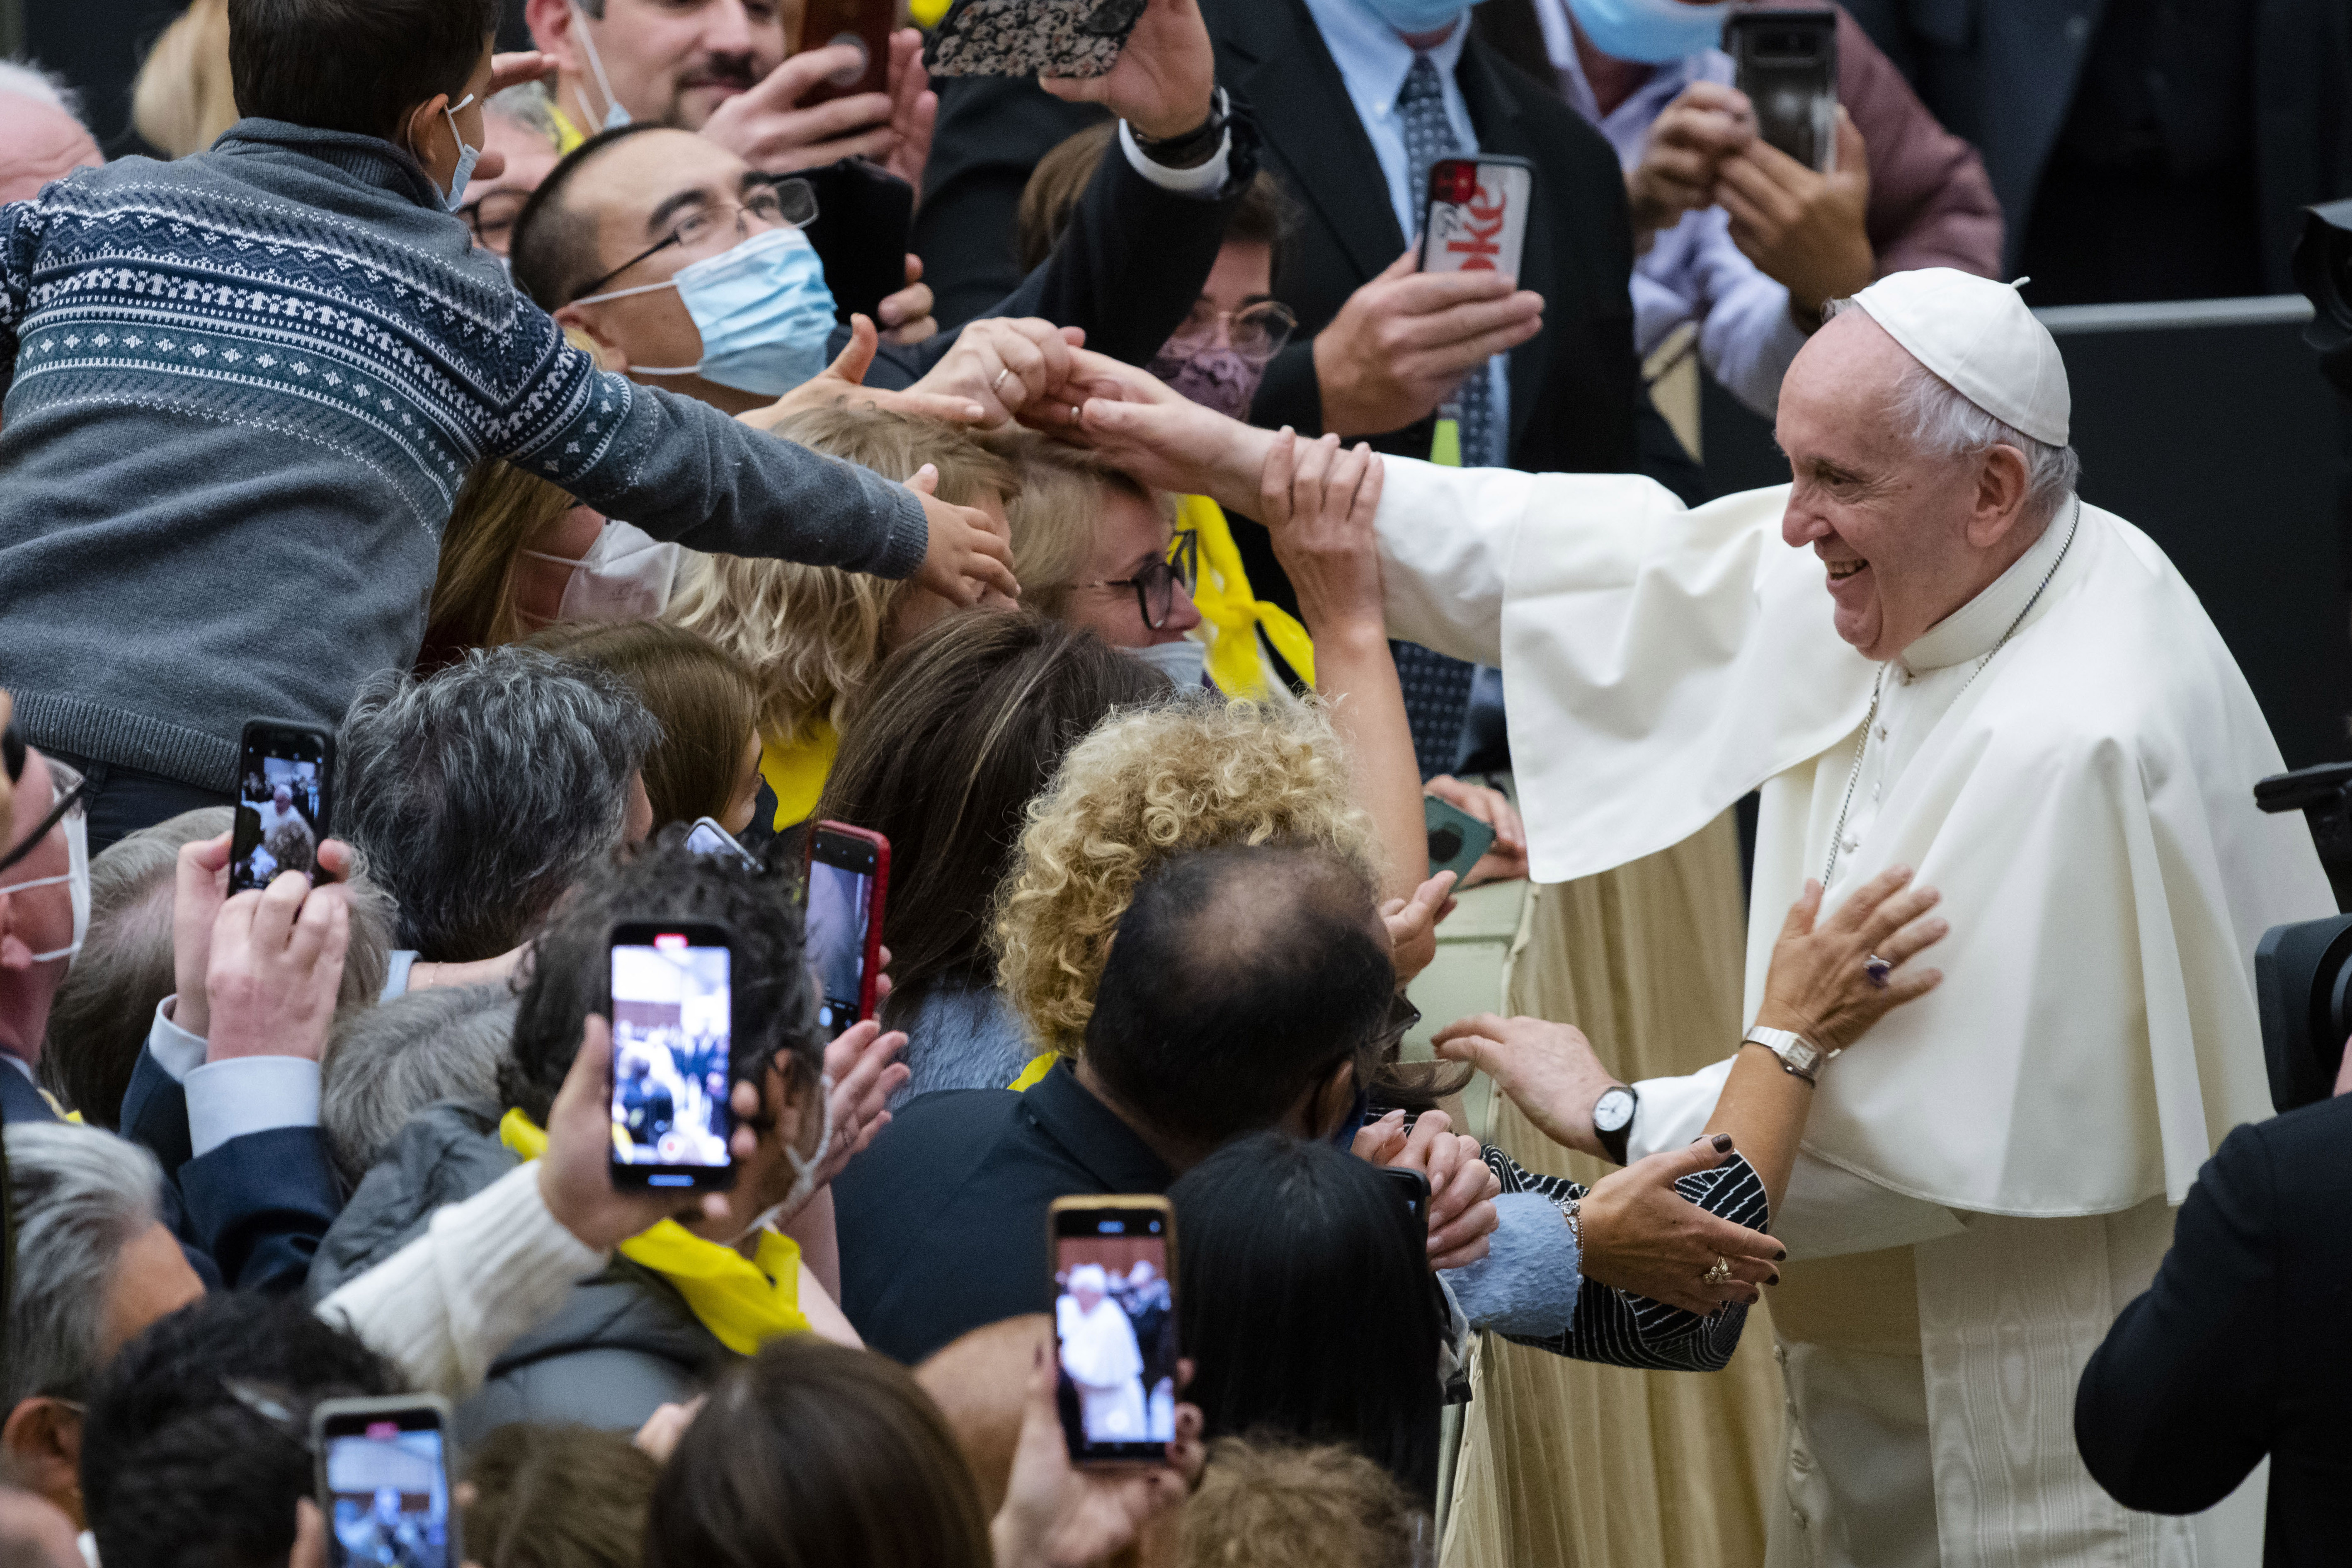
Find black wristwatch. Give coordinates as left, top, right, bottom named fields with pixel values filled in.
left=1130, top=86, right=1229, bottom=170
left=1592, top=1084, right=1637, bottom=1166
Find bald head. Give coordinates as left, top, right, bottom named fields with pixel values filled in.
left=0, top=93, right=100, bottom=204
left=914, top=1314, right=1050, bottom=1517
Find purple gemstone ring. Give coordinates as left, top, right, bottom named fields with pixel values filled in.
left=1864, top=954, right=1893, bottom=989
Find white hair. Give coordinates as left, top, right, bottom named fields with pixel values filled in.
left=487, top=80, right=563, bottom=148
left=1824, top=296, right=2083, bottom=527
left=0, top=58, right=84, bottom=122
left=2, top=1123, right=165, bottom=1408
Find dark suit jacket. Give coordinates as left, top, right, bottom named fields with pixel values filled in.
left=119, top=1046, right=341, bottom=1296
left=2075, top=1093, right=2352, bottom=1566
left=1841, top=0, right=2352, bottom=286
left=853, top=116, right=1264, bottom=391
left=832, top=1063, right=1174, bottom=1365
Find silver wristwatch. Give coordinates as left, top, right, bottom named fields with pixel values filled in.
left=1744, top=1026, right=1839, bottom=1083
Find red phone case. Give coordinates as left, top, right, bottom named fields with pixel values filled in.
left=807, top=820, right=890, bottom=1021
left=1418, top=155, right=1534, bottom=279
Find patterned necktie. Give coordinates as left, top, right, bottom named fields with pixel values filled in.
left=1392, top=51, right=1487, bottom=779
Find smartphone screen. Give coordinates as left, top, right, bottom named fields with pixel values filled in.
left=685, top=816, right=760, bottom=871
left=608, top=922, right=736, bottom=1190
left=318, top=1406, right=454, bottom=1568
left=230, top=722, right=332, bottom=894
left=1050, top=1199, right=1179, bottom=1463
left=804, top=824, right=885, bottom=1031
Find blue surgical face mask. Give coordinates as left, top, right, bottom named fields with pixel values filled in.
left=1564, top=0, right=1731, bottom=64
left=575, top=226, right=839, bottom=398
left=1355, top=0, right=1480, bottom=39
left=438, top=93, right=481, bottom=212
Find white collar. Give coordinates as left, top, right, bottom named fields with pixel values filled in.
left=1299, top=0, right=1471, bottom=113
left=1898, top=497, right=2079, bottom=675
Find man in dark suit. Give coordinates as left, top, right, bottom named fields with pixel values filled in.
left=2075, top=1088, right=2352, bottom=1565
left=1842, top=0, right=2352, bottom=304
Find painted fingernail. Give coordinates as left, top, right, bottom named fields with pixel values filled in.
left=1774, top=1248, right=1789, bottom=1261
left=1767, top=1272, right=1781, bottom=1286
left=1711, top=1133, right=1734, bottom=1152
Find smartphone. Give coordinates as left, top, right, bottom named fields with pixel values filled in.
left=1425, top=795, right=1497, bottom=882
left=797, top=0, right=894, bottom=104
left=229, top=719, right=334, bottom=894
left=1384, top=1165, right=1431, bottom=1224
left=1048, top=1195, right=1179, bottom=1464
left=1419, top=155, right=1533, bottom=279
left=607, top=920, right=737, bottom=1192
left=923, top=0, right=1148, bottom=80
left=685, top=815, right=761, bottom=871
left=1726, top=10, right=1839, bottom=173
left=798, top=158, right=918, bottom=325
left=312, top=1395, right=460, bottom=1568
left=803, top=821, right=888, bottom=1032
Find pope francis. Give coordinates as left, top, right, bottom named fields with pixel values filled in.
left=1062, top=269, right=2335, bottom=1568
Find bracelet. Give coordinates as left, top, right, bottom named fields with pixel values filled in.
left=1131, top=87, right=1229, bottom=170
left=1555, top=1195, right=1583, bottom=1254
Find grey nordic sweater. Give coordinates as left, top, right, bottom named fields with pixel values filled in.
left=0, top=119, right=926, bottom=792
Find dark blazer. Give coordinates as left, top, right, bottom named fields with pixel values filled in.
left=1841, top=0, right=2352, bottom=286
left=2074, top=1093, right=2352, bottom=1566
left=856, top=116, right=1265, bottom=390
left=119, top=1046, right=341, bottom=1296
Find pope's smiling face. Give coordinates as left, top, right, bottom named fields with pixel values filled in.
left=1775, top=311, right=2009, bottom=662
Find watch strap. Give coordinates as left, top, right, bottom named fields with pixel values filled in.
left=1593, top=1088, right=1634, bottom=1166
left=1744, top=1025, right=1838, bottom=1083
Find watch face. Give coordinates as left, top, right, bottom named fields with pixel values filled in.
left=1592, top=1088, right=1635, bottom=1134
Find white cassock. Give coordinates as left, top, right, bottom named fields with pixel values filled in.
left=1372, top=458, right=2332, bottom=1567
left=1057, top=1293, right=1147, bottom=1440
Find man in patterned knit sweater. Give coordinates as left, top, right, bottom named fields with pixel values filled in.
left=0, top=0, right=1016, bottom=848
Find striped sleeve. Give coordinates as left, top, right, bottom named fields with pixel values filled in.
left=1479, top=1145, right=1767, bottom=1372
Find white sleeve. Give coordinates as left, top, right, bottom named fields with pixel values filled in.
left=316, top=1163, right=606, bottom=1401
left=1118, top=120, right=1232, bottom=196
left=1372, top=457, right=1537, bottom=666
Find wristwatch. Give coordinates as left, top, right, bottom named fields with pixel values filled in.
left=1745, top=1025, right=1839, bottom=1083
left=1591, top=1085, right=1637, bottom=1166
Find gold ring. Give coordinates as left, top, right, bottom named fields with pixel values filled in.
left=1702, top=1256, right=1733, bottom=1286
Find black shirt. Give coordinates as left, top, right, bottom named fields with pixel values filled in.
left=834, top=1062, right=1174, bottom=1365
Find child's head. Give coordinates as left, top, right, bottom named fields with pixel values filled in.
left=227, top=0, right=495, bottom=145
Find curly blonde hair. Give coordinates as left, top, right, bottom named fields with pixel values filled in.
left=991, top=698, right=1377, bottom=1056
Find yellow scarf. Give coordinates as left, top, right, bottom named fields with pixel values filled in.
left=1176, top=496, right=1316, bottom=697
left=1009, top=1052, right=1055, bottom=1092
left=498, top=1110, right=809, bottom=1355
left=545, top=101, right=589, bottom=155
left=759, top=721, right=839, bottom=834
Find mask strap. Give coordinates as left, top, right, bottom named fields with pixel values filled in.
left=571, top=276, right=679, bottom=308
left=572, top=6, right=630, bottom=128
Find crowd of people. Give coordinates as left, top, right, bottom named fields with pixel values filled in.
left=1, top=0, right=2347, bottom=1565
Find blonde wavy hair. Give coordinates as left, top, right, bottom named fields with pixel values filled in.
left=992, top=697, right=1377, bottom=1056
left=664, top=405, right=1017, bottom=743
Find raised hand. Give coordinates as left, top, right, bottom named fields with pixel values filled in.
left=813, top=1018, right=911, bottom=1184
left=1716, top=109, right=1873, bottom=323
left=699, top=44, right=900, bottom=173
left=1310, top=249, right=1542, bottom=439
left=538, top=1015, right=739, bottom=1251
left=1380, top=869, right=1456, bottom=984
left=1430, top=1012, right=1622, bottom=1160
left=909, top=462, right=1022, bottom=606
left=734, top=315, right=986, bottom=431
left=1625, top=79, right=1754, bottom=241
left=1040, top=0, right=1216, bottom=143
left=879, top=253, right=938, bottom=344
left=991, top=1330, right=1204, bottom=1568
left=204, top=868, right=352, bottom=1064
left=1262, top=429, right=1386, bottom=634
left=1423, top=774, right=1528, bottom=887
left=909, top=316, right=1086, bottom=426
left=1755, top=866, right=1944, bottom=1053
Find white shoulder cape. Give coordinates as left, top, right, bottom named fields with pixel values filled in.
left=1375, top=458, right=2333, bottom=1216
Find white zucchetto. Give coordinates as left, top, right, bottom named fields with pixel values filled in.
left=1849, top=269, right=2071, bottom=447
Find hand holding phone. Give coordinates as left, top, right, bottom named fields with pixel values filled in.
left=1726, top=10, right=1838, bottom=172
left=312, top=1396, right=460, bottom=1568
left=1425, top=794, right=1498, bottom=882
left=925, top=0, right=1149, bottom=80
left=1049, top=1196, right=1181, bottom=1464
left=1419, top=155, right=1533, bottom=281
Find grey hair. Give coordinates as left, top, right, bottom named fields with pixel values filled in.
left=1824, top=296, right=2083, bottom=526
left=487, top=79, right=563, bottom=146
left=321, top=984, right=515, bottom=1185
left=41, top=807, right=396, bottom=1127
left=338, top=645, right=660, bottom=964
left=2, top=1124, right=165, bottom=1408
left=0, top=58, right=84, bottom=121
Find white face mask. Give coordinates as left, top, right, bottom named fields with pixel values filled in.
left=1128, top=638, right=1209, bottom=691
left=521, top=519, right=681, bottom=624
left=730, top=1070, right=834, bottom=1244
left=0, top=808, right=89, bottom=965
left=436, top=94, right=481, bottom=212
left=571, top=4, right=634, bottom=130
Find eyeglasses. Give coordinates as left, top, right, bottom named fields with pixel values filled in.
left=0, top=757, right=87, bottom=880
left=458, top=187, right=531, bottom=252
left=1079, top=529, right=1199, bottom=631
left=574, top=175, right=819, bottom=302
left=1162, top=300, right=1297, bottom=362
left=1368, top=992, right=1422, bottom=1060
